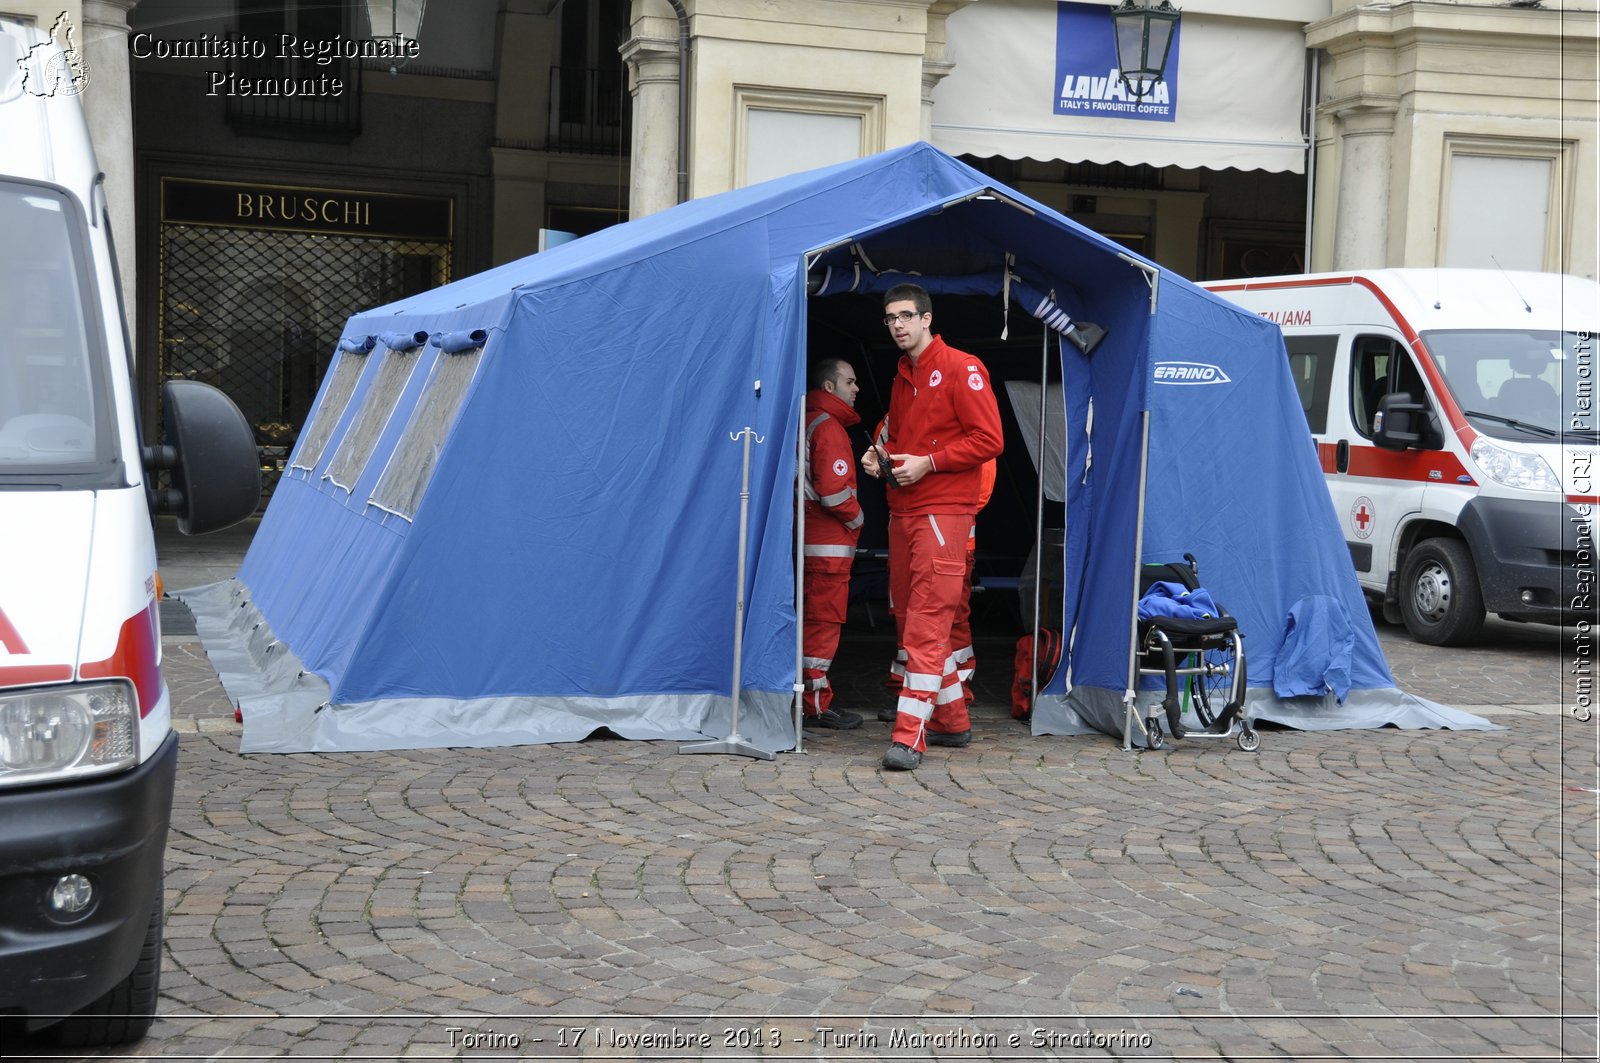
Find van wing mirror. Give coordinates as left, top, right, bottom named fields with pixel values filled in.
left=144, top=380, right=262, bottom=534
left=1373, top=391, right=1430, bottom=451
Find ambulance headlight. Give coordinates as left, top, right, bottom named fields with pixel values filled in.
left=1470, top=437, right=1561, bottom=493
left=0, top=682, right=138, bottom=787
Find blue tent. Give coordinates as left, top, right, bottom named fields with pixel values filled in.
left=180, top=142, right=1485, bottom=754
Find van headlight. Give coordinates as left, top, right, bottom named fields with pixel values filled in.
left=0, top=682, right=138, bottom=787
left=1470, top=437, right=1561, bottom=492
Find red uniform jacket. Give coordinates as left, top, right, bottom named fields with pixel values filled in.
left=883, top=335, right=1004, bottom=516
left=803, top=388, right=862, bottom=573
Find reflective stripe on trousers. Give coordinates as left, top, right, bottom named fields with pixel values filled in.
left=887, top=510, right=974, bottom=751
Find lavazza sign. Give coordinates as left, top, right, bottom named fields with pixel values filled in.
left=129, top=31, right=417, bottom=96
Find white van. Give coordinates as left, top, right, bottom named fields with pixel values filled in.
left=0, top=18, right=258, bottom=1045
left=1202, top=269, right=1597, bottom=645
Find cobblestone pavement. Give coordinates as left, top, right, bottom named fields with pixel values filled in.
left=11, top=523, right=1595, bottom=1061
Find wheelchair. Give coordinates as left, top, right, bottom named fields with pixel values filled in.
left=1125, top=554, right=1258, bottom=753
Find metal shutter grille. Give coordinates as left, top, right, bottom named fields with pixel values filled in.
left=157, top=221, right=450, bottom=502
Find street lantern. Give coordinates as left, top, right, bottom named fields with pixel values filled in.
left=1110, top=0, right=1180, bottom=100
left=365, top=0, right=427, bottom=73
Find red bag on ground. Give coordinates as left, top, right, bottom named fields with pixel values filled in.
left=1011, top=628, right=1062, bottom=721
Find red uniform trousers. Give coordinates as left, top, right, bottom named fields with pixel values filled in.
left=950, top=526, right=978, bottom=702
left=888, top=525, right=977, bottom=704
left=801, top=563, right=851, bottom=715
left=887, top=510, right=973, bottom=751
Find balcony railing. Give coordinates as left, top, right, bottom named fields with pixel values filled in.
left=547, top=65, right=628, bottom=155
left=223, top=45, right=363, bottom=143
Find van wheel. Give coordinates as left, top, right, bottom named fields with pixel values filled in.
left=1399, top=538, right=1485, bottom=646
left=49, top=882, right=162, bottom=1047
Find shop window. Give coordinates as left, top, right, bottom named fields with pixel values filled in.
left=157, top=177, right=452, bottom=503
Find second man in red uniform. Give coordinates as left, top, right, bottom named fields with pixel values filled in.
left=801, top=358, right=866, bottom=729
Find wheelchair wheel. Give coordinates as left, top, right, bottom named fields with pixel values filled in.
left=1189, top=641, right=1242, bottom=731
left=1236, top=727, right=1260, bottom=753
left=1145, top=717, right=1165, bottom=750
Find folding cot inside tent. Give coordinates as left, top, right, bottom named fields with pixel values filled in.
left=179, top=142, right=1486, bottom=757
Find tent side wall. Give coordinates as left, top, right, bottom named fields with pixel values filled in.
left=1138, top=278, right=1395, bottom=697
left=236, top=326, right=470, bottom=684
left=1036, top=277, right=1490, bottom=742
left=336, top=227, right=788, bottom=706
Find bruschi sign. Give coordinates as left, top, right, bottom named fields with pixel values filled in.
left=161, top=177, right=453, bottom=242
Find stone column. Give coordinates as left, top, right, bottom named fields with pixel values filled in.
left=621, top=30, right=681, bottom=219
left=1329, top=96, right=1400, bottom=270
left=920, top=0, right=969, bottom=140
left=80, top=0, right=140, bottom=344
left=920, top=57, right=953, bottom=141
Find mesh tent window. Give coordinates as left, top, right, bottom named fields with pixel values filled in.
left=368, top=340, right=486, bottom=519
left=324, top=341, right=423, bottom=492
left=290, top=343, right=372, bottom=473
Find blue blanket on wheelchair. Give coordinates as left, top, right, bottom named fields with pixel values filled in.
left=1137, top=581, right=1221, bottom=622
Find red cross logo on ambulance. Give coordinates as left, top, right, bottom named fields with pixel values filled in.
left=1351, top=496, right=1375, bottom=539
left=928, top=370, right=942, bottom=388
left=832, top=458, right=848, bottom=477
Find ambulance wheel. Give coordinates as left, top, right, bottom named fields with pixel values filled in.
left=49, top=881, right=162, bottom=1046
left=1399, top=538, right=1485, bottom=646
left=1236, top=727, right=1260, bottom=753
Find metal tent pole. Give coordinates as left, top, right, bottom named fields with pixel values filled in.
left=681, top=426, right=775, bottom=761
left=1122, top=411, right=1153, bottom=751
left=1029, top=328, right=1051, bottom=715
left=792, top=395, right=806, bottom=753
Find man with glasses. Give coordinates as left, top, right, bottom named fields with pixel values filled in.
left=861, top=284, right=1003, bottom=770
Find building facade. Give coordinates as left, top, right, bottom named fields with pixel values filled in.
left=623, top=0, right=1596, bottom=280
left=1309, top=0, right=1598, bottom=275
left=4, top=0, right=1594, bottom=470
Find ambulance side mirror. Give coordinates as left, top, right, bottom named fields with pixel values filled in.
left=143, top=380, right=262, bottom=535
left=1373, top=391, right=1433, bottom=451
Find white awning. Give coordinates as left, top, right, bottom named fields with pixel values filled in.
left=931, top=0, right=1309, bottom=173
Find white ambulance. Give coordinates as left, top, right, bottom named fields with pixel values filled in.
left=0, top=18, right=258, bottom=1045
left=1203, top=269, right=1597, bottom=645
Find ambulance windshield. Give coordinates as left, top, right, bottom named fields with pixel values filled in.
left=0, top=182, right=116, bottom=482
left=1422, top=329, right=1594, bottom=440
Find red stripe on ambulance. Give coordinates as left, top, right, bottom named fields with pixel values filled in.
left=0, top=663, right=73, bottom=687
left=79, top=601, right=162, bottom=718
left=1317, top=442, right=1474, bottom=485
left=0, top=604, right=29, bottom=655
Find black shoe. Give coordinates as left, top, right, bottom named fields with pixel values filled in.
left=806, top=708, right=863, bottom=730
left=926, top=729, right=971, bottom=748
left=877, top=706, right=898, bottom=723
left=882, top=742, right=922, bottom=771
